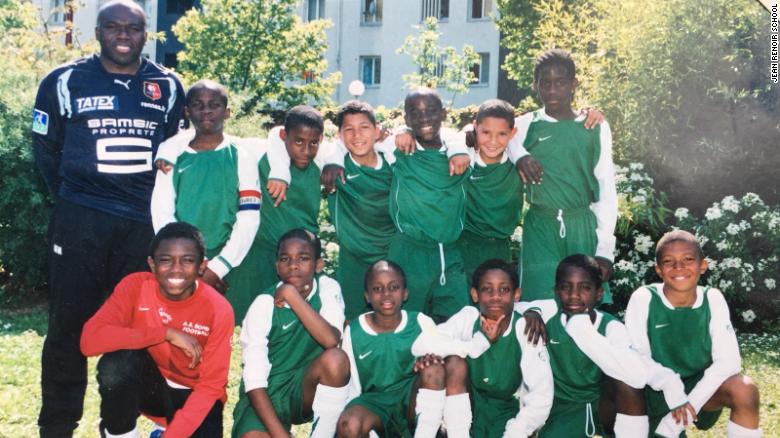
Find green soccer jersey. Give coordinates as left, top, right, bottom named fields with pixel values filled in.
left=257, top=154, right=321, bottom=244
left=390, top=147, right=469, bottom=244
left=328, top=152, right=395, bottom=259
left=344, top=310, right=431, bottom=394
left=468, top=312, right=524, bottom=400
left=464, top=154, right=524, bottom=239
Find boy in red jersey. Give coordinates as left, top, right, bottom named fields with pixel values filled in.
left=81, top=222, right=234, bottom=438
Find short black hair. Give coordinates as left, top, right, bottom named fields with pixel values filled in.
left=284, top=105, right=324, bottom=133
left=364, top=260, right=407, bottom=291
left=555, top=254, right=602, bottom=287
left=476, top=99, right=515, bottom=128
left=97, top=0, right=146, bottom=26
left=655, top=229, right=704, bottom=262
left=186, top=79, right=229, bottom=107
left=471, top=259, right=519, bottom=290
left=277, top=228, right=322, bottom=259
left=334, top=100, right=377, bottom=128
left=404, top=87, right=443, bottom=113
left=534, top=49, right=576, bottom=82
left=149, top=222, right=205, bottom=261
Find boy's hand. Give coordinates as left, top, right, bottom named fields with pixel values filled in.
left=413, top=354, right=444, bottom=373
left=516, top=155, right=544, bottom=184
left=523, top=311, right=548, bottom=346
left=395, top=130, right=415, bottom=155
left=266, top=180, right=288, bottom=207
left=320, top=164, right=345, bottom=194
left=671, top=402, right=697, bottom=425
left=377, top=124, right=391, bottom=142
left=580, top=107, right=605, bottom=129
left=165, top=328, right=203, bottom=369
left=480, top=315, right=505, bottom=343
left=449, top=154, right=470, bottom=176
left=155, top=159, right=173, bottom=174
left=273, top=283, right=300, bottom=308
left=201, top=268, right=228, bottom=294
left=596, top=258, right=614, bottom=282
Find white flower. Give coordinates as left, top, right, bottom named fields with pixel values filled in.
left=695, top=234, right=709, bottom=247
left=634, top=234, right=653, bottom=254
left=726, top=223, right=740, bottom=236
left=705, top=205, right=722, bottom=221
left=674, top=208, right=689, bottom=220
left=716, top=241, right=729, bottom=251
left=320, top=223, right=336, bottom=234
left=721, top=195, right=740, bottom=213
left=721, top=257, right=742, bottom=269
left=765, top=279, right=776, bottom=290
left=719, top=279, right=732, bottom=290
left=632, top=195, right=646, bottom=204
left=741, top=192, right=762, bottom=206
left=511, top=226, right=523, bottom=243
left=630, top=173, right=644, bottom=182
left=615, top=260, right=636, bottom=272
left=629, top=162, right=644, bottom=171
left=616, top=278, right=630, bottom=286
left=324, top=242, right=339, bottom=257
left=741, top=309, right=756, bottom=323
left=743, top=263, right=754, bottom=273
left=706, top=258, right=717, bottom=270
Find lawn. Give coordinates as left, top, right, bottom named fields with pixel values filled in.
left=1, top=306, right=778, bottom=437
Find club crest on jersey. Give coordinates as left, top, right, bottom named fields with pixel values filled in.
left=32, top=109, right=49, bottom=135
left=143, top=81, right=162, bottom=101
left=76, top=96, right=116, bottom=113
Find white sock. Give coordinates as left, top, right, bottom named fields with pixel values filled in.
left=104, top=426, right=139, bottom=438
left=414, top=388, right=446, bottom=438
left=310, top=383, right=350, bottom=438
left=614, top=414, right=649, bottom=438
left=443, top=393, right=472, bottom=438
left=654, top=412, right=686, bottom=438
left=727, top=420, right=762, bottom=438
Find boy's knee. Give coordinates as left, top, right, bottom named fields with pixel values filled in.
left=729, top=375, right=760, bottom=411
left=418, top=363, right=446, bottom=389
left=613, top=381, right=646, bottom=415
left=96, top=350, right=138, bottom=389
left=336, top=411, right=363, bottom=438
left=320, top=347, right=350, bottom=382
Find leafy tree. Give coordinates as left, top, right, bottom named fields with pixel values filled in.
left=396, top=17, right=480, bottom=107
left=173, top=0, right=341, bottom=113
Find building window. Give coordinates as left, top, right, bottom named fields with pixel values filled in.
left=421, top=0, right=449, bottom=21
left=360, top=56, right=381, bottom=86
left=470, top=0, right=493, bottom=20
left=470, top=52, right=490, bottom=85
left=167, top=0, right=194, bottom=14
left=361, top=0, right=382, bottom=24
left=307, top=0, right=325, bottom=21
left=49, top=0, right=65, bottom=24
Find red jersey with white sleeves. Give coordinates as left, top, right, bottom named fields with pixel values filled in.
left=81, top=272, right=234, bottom=438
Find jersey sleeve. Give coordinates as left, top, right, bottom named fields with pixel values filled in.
left=318, top=276, right=346, bottom=335
left=624, top=286, right=688, bottom=409
left=565, top=314, right=647, bottom=389
left=411, top=307, right=491, bottom=358
left=150, top=169, right=177, bottom=234
left=506, top=113, right=533, bottom=164
left=314, top=139, right=347, bottom=170
left=504, top=318, right=554, bottom=437
left=341, top=325, right=362, bottom=401
left=240, top=295, right=274, bottom=391
left=442, top=128, right=469, bottom=159
left=80, top=275, right=168, bottom=356
left=514, top=299, right=559, bottom=323
left=590, top=121, right=618, bottom=262
left=153, top=129, right=193, bottom=166
left=166, top=298, right=234, bottom=438
left=208, top=144, right=261, bottom=278
left=686, top=288, right=741, bottom=412
left=265, top=126, right=292, bottom=184
left=32, top=70, right=68, bottom=197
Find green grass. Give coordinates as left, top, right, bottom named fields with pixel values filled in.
left=1, top=307, right=777, bottom=437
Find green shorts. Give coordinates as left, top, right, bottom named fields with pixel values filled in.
left=222, top=238, right=270, bottom=325
left=538, top=397, right=603, bottom=438
left=471, top=389, right=520, bottom=438
left=457, top=230, right=512, bottom=287
left=646, top=370, right=723, bottom=437
left=231, top=366, right=311, bottom=437
left=346, top=379, right=415, bottom=438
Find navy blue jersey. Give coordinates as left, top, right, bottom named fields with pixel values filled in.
left=32, top=55, right=185, bottom=222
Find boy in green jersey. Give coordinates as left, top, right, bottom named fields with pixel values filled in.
left=507, top=49, right=617, bottom=303
left=338, top=260, right=447, bottom=437
left=625, top=230, right=761, bottom=438
left=413, top=259, right=553, bottom=438
left=151, top=80, right=261, bottom=320
left=458, top=99, right=524, bottom=282
left=530, top=255, right=648, bottom=438
left=233, top=228, right=350, bottom=438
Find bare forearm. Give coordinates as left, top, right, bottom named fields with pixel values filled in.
left=287, top=294, right=340, bottom=348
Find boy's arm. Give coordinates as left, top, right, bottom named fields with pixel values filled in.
left=566, top=315, right=647, bottom=389
left=154, top=129, right=193, bottom=167
left=686, top=289, right=741, bottom=412
left=279, top=277, right=344, bottom=348
left=80, top=275, right=168, bottom=356
left=590, top=121, right=618, bottom=266
left=514, top=299, right=559, bottom=323
left=265, top=126, right=293, bottom=184
left=150, top=168, right=177, bottom=234
left=341, top=325, right=362, bottom=401
left=165, top=301, right=234, bottom=438
left=207, top=146, right=261, bottom=279
left=31, top=73, right=66, bottom=197
left=506, top=114, right=533, bottom=163
left=411, top=307, right=491, bottom=359
left=504, top=318, right=554, bottom=438
left=624, top=287, right=688, bottom=409
left=314, top=138, right=347, bottom=170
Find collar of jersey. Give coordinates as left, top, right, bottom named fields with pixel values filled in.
left=183, top=134, right=235, bottom=154
left=473, top=150, right=508, bottom=168
left=651, top=283, right=705, bottom=309
left=358, top=310, right=408, bottom=335
left=92, top=54, right=147, bottom=77
left=273, top=279, right=319, bottom=308
left=497, top=310, right=516, bottom=338
left=415, top=139, right=447, bottom=153
left=559, top=310, right=603, bottom=328
left=539, top=107, right=587, bottom=123
left=348, top=151, right=384, bottom=170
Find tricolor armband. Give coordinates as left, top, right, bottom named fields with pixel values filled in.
left=238, top=190, right=261, bottom=211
